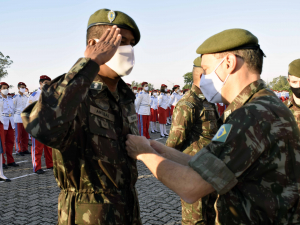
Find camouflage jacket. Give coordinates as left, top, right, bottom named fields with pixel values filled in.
left=189, top=79, right=300, bottom=224
left=284, top=95, right=300, bottom=130
left=166, top=84, right=220, bottom=155
left=22, top=58, right=141, bottom=225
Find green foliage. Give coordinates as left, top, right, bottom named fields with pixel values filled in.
left=0, top=52, right=13, bottom=80
left=183, top=72, right=193, bottom=89
left=268, top=76, right=290, bottom=91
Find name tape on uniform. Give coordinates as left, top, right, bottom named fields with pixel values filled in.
left=128, top=114, right=138, bottom=123
left=90, top=105, right=115, bottom=122
left=212, top=124, right=232, bottom=143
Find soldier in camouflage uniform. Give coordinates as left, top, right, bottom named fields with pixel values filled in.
left=22, top=9, right=142, bottom=225
left=166, top=57, right=219, bottom=225
left=284, top=59, right=300, bottom=130
left=125, top=29, right=300, bottom=224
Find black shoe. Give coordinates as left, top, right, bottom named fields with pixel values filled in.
left=0, top=177, right=11, bottom=182
left=3, top=164, right=8, bottom=169
left=35, top=169, right=45, bottom=174
left=7, top=162, right=19, bottom=167
left=23, top=150, right=31, bottom=154
left=16, top=152, right=25, bottom=156
left=154, top=130, right=159, bottom=133
left=160, top=135, right=165, bottom=138
left=151, top=131, right=156, bottom=133
left=47, top=167, right=53, bottom=170
left=164, top=134, right=169, bottom=137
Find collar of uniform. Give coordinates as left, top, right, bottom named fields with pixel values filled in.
left=288, top=95, right=300, bottom=109
left=221, top=79, right=266, bottom=122
left=191, top=84, right=205, bottom=100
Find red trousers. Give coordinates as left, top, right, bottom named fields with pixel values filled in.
left=171, top=105, right=175, bottom=116
left=15, top=123, right=29, bottom=153
left=31, top=137, right=53, bottom=172
left=1, top=123, right=15, bottom=164
left=158, top=107, right=167, bottom=124
left=138, top=115, right=150, bottom=139
left=150, top=109, right=158, bottom=122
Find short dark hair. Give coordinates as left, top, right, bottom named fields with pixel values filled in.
left=160, top=87, right=166, bottom=93
left=18, top=84, right=25, bottom=88
left=0, top=84, right=8, bottom=89
left=214, top=48, right=264, bottom=74
left=86, top=25, right=111, bottom=45
left=39, top=79, right=47, bottom=84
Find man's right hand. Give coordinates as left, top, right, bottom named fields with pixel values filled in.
left=84, top=25, right=122, bottom=66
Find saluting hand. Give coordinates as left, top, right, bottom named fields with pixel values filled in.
left=84, top=25, right=122, bottom=66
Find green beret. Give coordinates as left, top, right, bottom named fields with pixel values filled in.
left=289, top=59, right=300, bottom=78
left=88, top=9, right=140, bottom=45
left=196, top=28, right=265, bottom=56
left=193, top=57, right=202, bottom=67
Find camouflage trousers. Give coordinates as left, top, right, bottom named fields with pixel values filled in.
left=181, top=193, right=217, bottom=225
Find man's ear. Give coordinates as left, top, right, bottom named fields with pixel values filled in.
left=225, top=53, right=237, bottom=74
left=87, top=39, right=97, bottom=46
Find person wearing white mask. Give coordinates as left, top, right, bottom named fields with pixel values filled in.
left=170, top=85, right=181, bottom=123
left=13, top=82, right=30, bottom=156
left=26, top=76, right=53, bottom=175
left=136, top=82, right=151, bottom=139
left=124, top=29, right=300, bottom=225
left=0, top=82, right=18, bottom=169
left=150, top=90, right=159, bottom=133
left=22, top=9, right=142, bottom=224
left=158, top=84, right=169, bottom=137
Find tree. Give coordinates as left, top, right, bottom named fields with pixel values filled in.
left=268, top=76, right=290, bottom=91
left=183, top=72, right=193, bottom=89
left=0, top=52, right=13, bottom=80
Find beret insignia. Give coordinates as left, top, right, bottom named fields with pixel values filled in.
left=108, top=10, right=116, bottom=23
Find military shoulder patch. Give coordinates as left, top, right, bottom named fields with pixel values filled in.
left=184, top=101, right=194, bottom=109
left=212, top=124, right=232, bottom=143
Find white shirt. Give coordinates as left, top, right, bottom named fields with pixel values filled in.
left=13, top=93, right=29, bottom=123
left=0, top=95, right=15, bottom=130
left=134, top=93, right=139, bottom=113
left=136, top=91, right=151, bottom=115
left=170, top=92, right=181, bottom=106
left=26, top=88, right=41, bottom=107
left=158, top=93, right=169, bottom=109
left=150, top=96, right=158, bottom=110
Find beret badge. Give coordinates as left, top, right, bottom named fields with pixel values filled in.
left=108, top=10, right=116, bottom=23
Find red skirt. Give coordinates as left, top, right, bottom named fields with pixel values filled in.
left=166, top=107, right=170, bottom=118
left=158, top=107, right=167, bottom=124
left=150, top=108, right=158, bottom=122
left=171, top=105, right=175, bottom=116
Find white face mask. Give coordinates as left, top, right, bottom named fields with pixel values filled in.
left=24, top=92, right=29, bottom=95
left=154, top=93, right=157, bottom=96
left=94, top=40, right=134, bottom=77
left=133, top=90, right=137, bottom=93
left=176, top=89, right=180, bottom=93
left=144, top=87, right=148, bottom=91
left=20, top=88, right=26, bottom=93
left=1, top=89, right=9, bottom=95
left=200, top=57, right=230, bottom=103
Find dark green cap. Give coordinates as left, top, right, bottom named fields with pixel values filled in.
left=289, top=59, right=300, bottom=78
left=196, top=28, right=265, bottom=56
left=88, top=9, right=140, bottom=45
left=193, top=57, right=202, bottom=67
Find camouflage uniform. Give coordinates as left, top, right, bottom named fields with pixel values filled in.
left=189, top=79, right=300, bottom=224
left=22, top=58, right=141, bottom=225
left=166, top=84, right=220, bottom=225
left=283, top=95, right=300, bottom=130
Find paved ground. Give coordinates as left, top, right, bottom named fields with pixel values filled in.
left=0, top=125, right=182, bottom=225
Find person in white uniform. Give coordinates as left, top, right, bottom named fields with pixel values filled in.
left=136, top=82, right=151, bottom=139
left=0, top=82, right=18, bottom=168
left=158, top=84, right=169, bottom=137
left=13, top=82, right=30, bottom=156
left=150, top=90, right=159, bottom=133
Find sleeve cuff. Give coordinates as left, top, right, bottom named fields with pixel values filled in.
left=188, top=148, right=238, bottom=195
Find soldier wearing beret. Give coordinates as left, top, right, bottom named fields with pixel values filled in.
left=284, top=59, right=300, bottom=130
left=125, top=28, right=300, bottom=224
left=166, top=57, right=219, bottom=225
left=0, top=82, right=18, bottom=169
left=22, top=9, right=141, bottom=224
left=13, top=82, right=30, bottom=156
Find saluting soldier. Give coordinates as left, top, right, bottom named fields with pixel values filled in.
left=125, top=29, right=300, bottom=224
left=284, top=59, right=300, bottom=130
left=166, top=57, right=219, bottom=224
left=22, top=9, right=142, bottom=224
left=13, top=82, right=30, bottom=156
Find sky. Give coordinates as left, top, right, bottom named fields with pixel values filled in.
left=0, top=0, right=299, bottom=93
